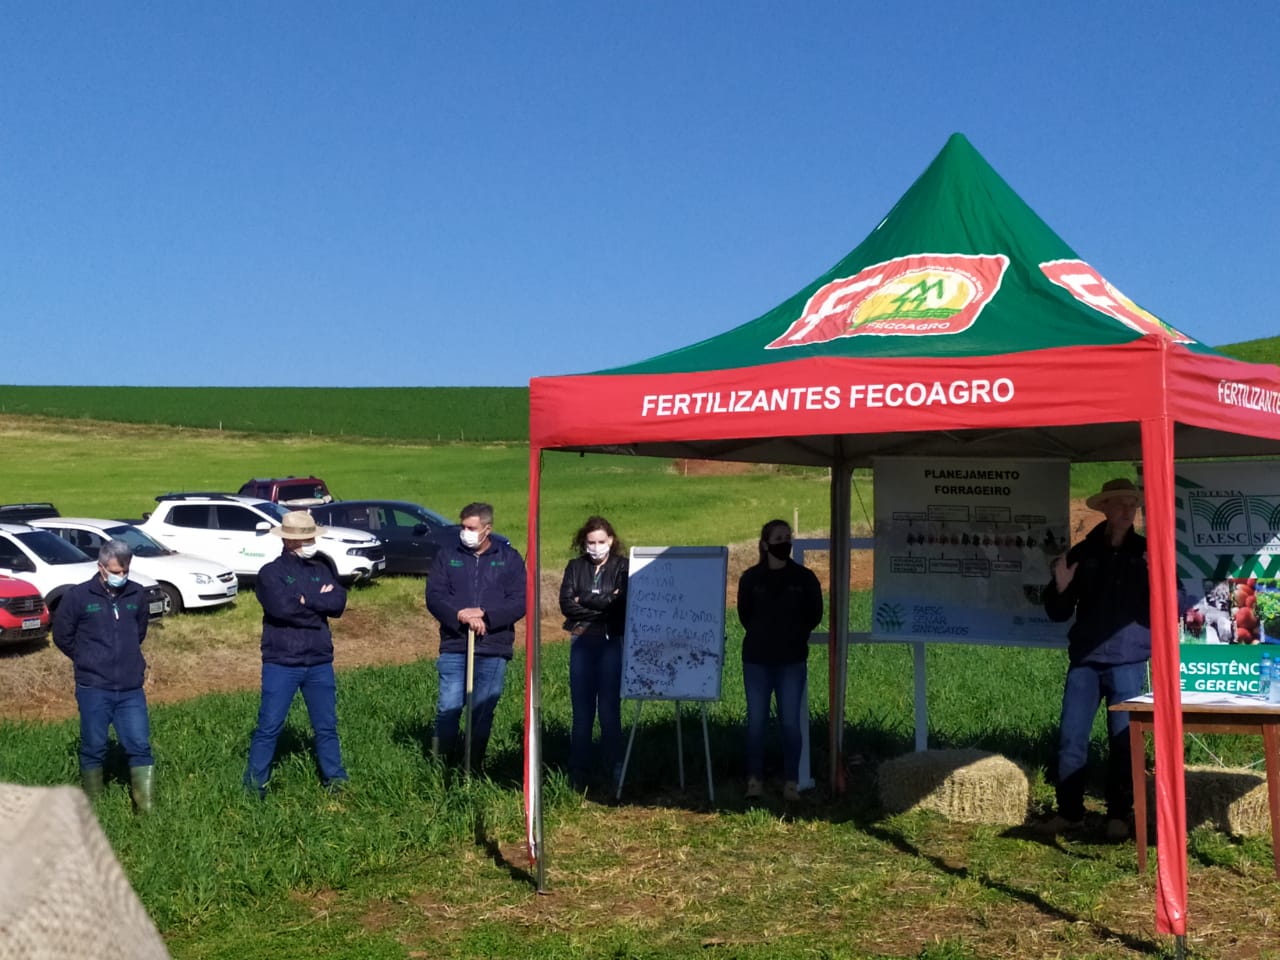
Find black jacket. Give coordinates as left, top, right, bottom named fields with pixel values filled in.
left=736, top=560, right=824, bottom=665
left=53, top=576, right=149, bottom=690
left=426, top=535, right=527, bottom=660
left=559, top=554, right=629, bottom=639
left=256, top=550, right=347, bottom=667
left=1043, top=521, right=1150, bottom=666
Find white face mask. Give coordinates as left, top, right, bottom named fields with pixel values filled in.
left=297, top=544, right=319, bottom=559
left=460, top=528, right=482, bottom=549
left=585, top=540, right=612, bottom=561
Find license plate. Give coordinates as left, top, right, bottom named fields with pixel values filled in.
left=375, top=559, right=386, bottom=571
left=149, top=600, right=165, bottom=616
left=22, top=617, right=41, bottom=630
left=226, top=584, right=238, bottom=596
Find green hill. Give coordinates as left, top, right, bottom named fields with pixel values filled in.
left=1214, top=335, right=1280, bottom=365
left=0, top=386, right=529, bottom=442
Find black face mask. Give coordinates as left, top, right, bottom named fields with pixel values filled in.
left=766, top=542, right=792, bottom=561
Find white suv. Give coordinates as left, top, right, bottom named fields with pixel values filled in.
left=0, top=523, right=167, bottom=618
left=32, top=518, right=239, bottom=614
left=137, top=494, right=386, bottom=584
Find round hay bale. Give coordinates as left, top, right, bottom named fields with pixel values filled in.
left=878, top=748, right=1029, bottom=825
left=1176, top=765, right=1270, bottom=837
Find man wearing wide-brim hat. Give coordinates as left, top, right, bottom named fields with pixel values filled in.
left=1041, top=477, right=1147, bottom=841
left=244, top=510, right=349, bottom=797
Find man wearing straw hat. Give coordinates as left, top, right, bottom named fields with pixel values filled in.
left=244, top=510, right=349, bottom=797
left=1042, top=478, right=1149, bottom=841
left=426, top=502, right=526, bottom=772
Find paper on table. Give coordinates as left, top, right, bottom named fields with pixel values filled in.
left=1122, top=690, right=1275, bottom=707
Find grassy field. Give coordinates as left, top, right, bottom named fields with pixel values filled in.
left=0, top=415, right=845, bottom=569
left=0, top=411, right=1276, bottom=958
left=0, top=386, right=530, bottom=442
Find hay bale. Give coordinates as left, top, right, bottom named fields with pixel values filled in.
left=878, top=748, right=1029, bottom=825
left=1177, top=766, right=1270, bottom=837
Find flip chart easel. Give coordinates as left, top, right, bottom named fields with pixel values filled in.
left=618, top=699, right=716, bottom=802
left=616, top=546, right=728, bottom=803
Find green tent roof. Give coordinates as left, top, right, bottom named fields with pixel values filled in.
left=608, top=133, right=1202, bottom=375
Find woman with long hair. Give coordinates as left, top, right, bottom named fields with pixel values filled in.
left=559, top=515, right=629, bottom=791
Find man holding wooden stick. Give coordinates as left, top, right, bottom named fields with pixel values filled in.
left=426, top=502, right=526, bottom=773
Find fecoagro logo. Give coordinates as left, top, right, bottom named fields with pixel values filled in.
left=1040, top=260, right=1193, bottom=343
left=766, top=254, right=1009, bottom=349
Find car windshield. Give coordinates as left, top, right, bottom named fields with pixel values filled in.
left=280, top=483, right=328, bottom=501
left=413, top=506, right=453, bottom=526
left=16, top=530, right=92, bottom=564
left=254, top=501, right=291, bottom=523
left=104, top=524, right=171, bottom=558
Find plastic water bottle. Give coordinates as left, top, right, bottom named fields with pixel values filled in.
left=1260, top=653, right=1273, bottom=701
left=1271, top=653, right=1280, bottom=704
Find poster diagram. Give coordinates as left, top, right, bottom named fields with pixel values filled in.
left=872, top=457, right=1070, bottom=646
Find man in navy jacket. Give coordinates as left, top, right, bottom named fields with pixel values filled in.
left=245, top=511, right=348, bottom=796
left=54, top=539, right=154, bottom=811
left=426, top=502, right=526, bottom=769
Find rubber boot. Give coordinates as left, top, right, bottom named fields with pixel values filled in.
left=130, top=765, right=155, bottom=814
left=80, top=767, right=104, bottom=800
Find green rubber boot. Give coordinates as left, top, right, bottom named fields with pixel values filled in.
left=80, top=767, right=104, bottom=800
left=130, top=765, right=155, bottom=814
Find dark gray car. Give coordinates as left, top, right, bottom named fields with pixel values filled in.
left=307, top=500, right=458, bottom=576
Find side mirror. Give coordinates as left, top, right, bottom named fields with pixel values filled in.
left=412, top=524, right=429, bottom=536
left=256, top=522, right=272, bottom=534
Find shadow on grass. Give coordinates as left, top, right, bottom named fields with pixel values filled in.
left=474, top=809, right=536, bottom=888
left=866, top=821, right=1164, bottom=955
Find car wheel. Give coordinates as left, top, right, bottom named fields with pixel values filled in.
left=160, top=584, right=183, bottom=616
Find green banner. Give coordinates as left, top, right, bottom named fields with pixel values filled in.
left=1179, top=644, right=1265, bottom=695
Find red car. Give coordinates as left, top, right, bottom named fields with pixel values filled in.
left=0, top=574, right=49, bottom=646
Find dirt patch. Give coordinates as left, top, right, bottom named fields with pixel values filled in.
left=670, top=458, right=769, bottom=476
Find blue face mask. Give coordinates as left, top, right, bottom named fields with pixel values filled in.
left=105, top=572, right=128, bottom=588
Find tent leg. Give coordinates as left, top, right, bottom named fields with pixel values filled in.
left=829, top=455, right=852, bottom=792
left=912, top=642, right=928, bottom=751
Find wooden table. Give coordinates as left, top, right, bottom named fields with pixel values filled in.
left=1110, top=695, right=1280, bottom=877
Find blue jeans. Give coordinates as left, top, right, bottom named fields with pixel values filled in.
left=75, top=685, right=153, bottom=770
left=743, top=660, right=807, bottom=781
left=245, top=662, right=347, bottom=792
left=1057, top=660, right=1147, bottom=821
left=569, top=633, right=623, bottom=781
left=434, top=652, right=508, bottom=747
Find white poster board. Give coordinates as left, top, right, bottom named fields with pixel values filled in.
left=872, top=457, right=1070, bottom=646
left=622, top=546, right=728, bottom=701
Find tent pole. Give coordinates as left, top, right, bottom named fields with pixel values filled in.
left=829, top=446, right=852, bottom=793
left=525, top=444, right=547, bottom=893
left=1140, top=413, right=1187, bottom=936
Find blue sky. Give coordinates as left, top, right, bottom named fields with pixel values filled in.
left=2, top=2, right=1276, bottom=387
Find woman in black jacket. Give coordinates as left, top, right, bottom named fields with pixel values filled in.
left=737, top=519, right=823, bottom=802
left=559, top=515, right=629, bottom=791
